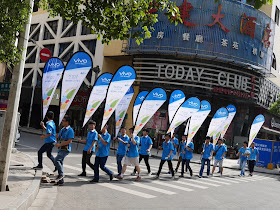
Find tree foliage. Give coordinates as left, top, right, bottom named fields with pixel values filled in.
left=0, top=0, right=31, bottom=66
left=269, top=95, right=280, bottom=116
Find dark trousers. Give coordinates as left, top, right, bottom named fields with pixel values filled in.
left=134, top=154, right=151, bottom=173
left=38, top=143, right=55, bottom=167
left=94, top=156, right=113, bottom=181
left=181, top=159, right=192, bottom=175
left=199, top=158, right=210, bottom=176
left=116, top=154, right=125, bottom=175
left=157, top=159, right=174, bottom=176
left=175, top=156, right=183, bottom=170
left=82, top=150, right=94, bottom=173
left=248, top=160, right=256, bottom=173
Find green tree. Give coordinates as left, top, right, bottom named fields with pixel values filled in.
left=269, top=95, right=280, bottom=116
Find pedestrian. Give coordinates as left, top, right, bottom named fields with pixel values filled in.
left=236, top=141, right=250, bottom=177
left=198, top=136, right=214, bottom=178
left=175, top=135, right=186, bottom=173
left=217, top=139, right=227, bottom=173
left=78, top=120, right=98, bottom=176
left=54, top=115, right=74, bottom=185
left=211, top=138, right=227, bottom=177
left=248, top=142, right=259, bottom=176
left=169, top=133, right=179, bottom=174
left=132, top=129, right=153, bottom=175
left=117, top=128, right=141, bottom=181
left=33, top=111, right=56, bottom=170
left=90, top=124, right=113, bottom=182
left=156, top=134, right=175, bottom=179
left=180, top=137, right=194, bottom=177
left=116, top=127, right=130, bottom=176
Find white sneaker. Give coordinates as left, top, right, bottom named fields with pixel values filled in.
left=147, top=172, right=152, bottom=176
left=206, top=175, right=210, bottom=178
left=198, top=175, right=202, bottom=178
left=220, top=174, right=223, bottom=177
left=130, top=172, right=136, bottom=176
left=171, top=176, right=175, bottom=180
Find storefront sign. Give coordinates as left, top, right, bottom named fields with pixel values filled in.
left=0, top=83, right=10, bottom=92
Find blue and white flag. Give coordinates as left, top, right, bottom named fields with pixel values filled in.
left=133, top=88, right=167, bottom=137
left=133, top=91, right=149, bottom=126
left=101, top=66, right=136, bottom=129
left=59, top=52, right=92, bottom=124
left=249, top=114, right=265, bottom=147
left=168, top=90, right=186, bottom=124
left=42, top=57, right=64, bottom=119
left=220, top=104, right=237, bottom=138
left=83, top=73, right=113, bottom=127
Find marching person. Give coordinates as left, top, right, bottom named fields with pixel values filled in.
left=33, top=111, right=56, bottom=170
left=156, top=134, right=175, bottom=179
left=236, top=141, right=250, bottom=177
left=175, top=135, right=186, bottom=173
left=198, top=136, right=214, bottom=178
left=180, top=137, right=194, bottom=177
left=117, top=128, right=141, bottom=181
left=78, top=120, right=98, bottom=176
left=91, top=124, right=113, bottom=182
left=211, top=138, right=227, bottom=177
left=248, top=142, right=259, bottom=176
left=132, top=129, right=153, bottom=175
left=54, top=115, right=74, bottom=185
left=116, top=127, right=130, bottom=176
left=169, top=133, right=179, bottom=174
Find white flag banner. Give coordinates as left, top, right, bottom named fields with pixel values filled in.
left=82, top=73, right=113, bottom=127
left=115, top=86, right=134, bottom=135
left=249, top=114, right=265, bottom=147
left=59, top=52, right=92, bottom=124
left=184, top=119, right=190, bottom=136
left=132, top=91, right=149, bottom=126
left=187, top=100, right=211, bottom=145
left=101, top=66, right=136, bottom=129
left=168, top=90, right=185, bottom=124
left=42, top=57, right=64, bottom=119
left=220, top=104, right=237, bottom=138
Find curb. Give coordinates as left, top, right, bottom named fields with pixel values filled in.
left=5, top=153, right=42, bottom=210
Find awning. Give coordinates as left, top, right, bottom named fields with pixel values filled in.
left=261, top=126, right=280, bottom=135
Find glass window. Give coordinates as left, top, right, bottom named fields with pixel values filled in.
left=47, top=20, right=58, bottom=35
left=43, top=26, right=54, bottom=40
left=59, top=42, right=71, bottom=56
left=82, top=40, right=97, bottom=55
left=29, top=24, right=39, bottom=35
left=26, top=47, right=36, bottom=63
left=275, top=6, right=279, bottom=25
left=61, top=45, right=74, bottom=62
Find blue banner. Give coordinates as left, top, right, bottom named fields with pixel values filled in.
left=254, top=139, right=273, bottom=168
left=168, top=90, right=186, bottom=123
left=133, top=91, right=149, bottom=125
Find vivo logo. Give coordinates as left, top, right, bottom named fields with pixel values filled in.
left=172, top=94, right=182, bottom=99
left=218, top=111, right=227, bottom=116
left=101, top=78, right=111, bottom=83
left=256, top=117, right=263, bottom=122
left=48, top=62, right=60, bottom=68
left=153, top=92, right=164, bottom=98
left=119, top=71, right=132, bottom=77
left=228, top=107, right=235, bottom=112
left=80, top=72, right=87, bottom=75
left=188, top=101, right=198, bottom=107
left=139, top=96, right=145, bottom=100
left=74, top=58, right=88, bottom=64
left=201, top=105, right=208, bottom=109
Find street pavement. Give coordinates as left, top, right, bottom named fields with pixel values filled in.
left=17, top=132, right=280, bottom=209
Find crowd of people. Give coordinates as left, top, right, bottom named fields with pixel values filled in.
left=33, top=111, right=259, bottom=185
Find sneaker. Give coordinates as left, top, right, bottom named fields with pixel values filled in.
left=110, top=174, right=114, bottom=181
left=154, top=174, right=159, bottom=179
left=190, top=171, right=193, bottom=177
left=171, top=176, right=175, bottom=180
left=78, top=172, right=86, bottom=177
left=175, top=168, right=178, bottom=173
left=179, top=174, right=184, bottom=178
left=206, top=175, right=210, bottom=178
left=198, top=175, right=202, bottom=178
left=167, top=171, right=171, bottom=174
left=249, top=173, right=252, bottom=176
left=147, top=172, right=152, bottom=176
left=90, top=179, right=99, bottom=183
left=210, top=173, right=213, bottom=176
left=130, top=172, right=136, bottom=176
left=217, top=171, right=221, bottom=173
left=135, top=176, right=141, bottom=181
left=220, top=174, right=223, bottom=177
left=238, top=174, right=242, bottom=177
left=54, top=180, right=64, bottom=186
left=56, top=175, right=64, bottom=181
left=116, top=175, right=123, bottom=180
left=32, top=165, right=43, bottom=170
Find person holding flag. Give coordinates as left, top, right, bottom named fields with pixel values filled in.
left=91, top=124, right=114, bottom=182
left=155, top=134, right=175, bottom=179
left=198, top=136, right=214, bottom=178
left=175, top=135, right=185, bottom=173
left=78, top=120, right=98, bottom=177
left=33, top=111, right=56, bottom=170
left=248, top=142, right=259, bottom=176
left=168, top=133, right=179, bottom=174
left=180, top=136, right=194, bottom=177
left=115, top=127, right=130, bottom=176
left=132, top=129, right=153, bottom=175
left=117, top=128, right=141, bottom=181
left=211, top=138, right=227, bottom=177
left=236, top=141, right=250, bottom=177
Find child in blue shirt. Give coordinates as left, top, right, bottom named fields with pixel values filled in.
left=248, top=142, right=259, bottom=176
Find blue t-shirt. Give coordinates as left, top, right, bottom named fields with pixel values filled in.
left=96, top=132, right=111, bottom=157
left=184, top=142, right=194, bottom=160
left=239, top=147, right=250, bottom=161
left=249, top=147, right=259, bottom=161
left=45, top=120, right=56, bottom=144
left=139, top=136, right=153, bottom=155
left=58, top=126, right=74, bottom=152
left=214, top=144, right=227, bottom=160
left=127, top=136, right=140, bottom=158
left=161, top=141, right=174, bottom=160
left=83, top=130, right=98, bottom=152
left=117, top=134, right=130, bottom=155
left=179, top=141, right=186, bottom=157
left=202, top=143, right=214, bottom=159
left=171, top=137, right=179, bottom=156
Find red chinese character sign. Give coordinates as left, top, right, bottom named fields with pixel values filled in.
left=207, top=4, right=229, bottom=33
left=262, top=24, right=271, bottom=48
left=178, top=0, right=195, bottom=27
left=240, top=13, right=257, bottom=38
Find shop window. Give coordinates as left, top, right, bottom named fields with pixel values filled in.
left=61, top=45, right=74, bottom=62
left=81, top=25, right=92, bottom=35
left=22, top=68, right=33, bottom=87
left=272, top=53, right=276, bottom=70
left=43, top=26, right=54, bottom=40
left=47, top=20, right=58, bottom=35
left=275, top=6, right=279, bottom=26
left=82, top=40, right=97, bottom=55
left=29, top=25, right=40, bottom=42
left=26, top=47, right=36, bottom=63
left=62, top=19, right=77, bottom=37
left=59, top=42, right=71, bottom=56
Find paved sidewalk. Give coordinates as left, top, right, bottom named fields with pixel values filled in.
left=0, top=151, right=41, bottom=210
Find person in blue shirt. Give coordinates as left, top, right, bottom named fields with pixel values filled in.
left=211, top=138, right=227, bottom=176
left=117, top=128, right=141, bottom=181
left=248, top=142, right=259, bottom=176
left=156, top=134, right=175, bottom=179
left=132, top=129, right=153, bottom=175
left=169, top=133, right=178, bottom=174
left=54, top=115, right=74, bottom=185
left=237, top=141, right=250, bottom=177
left=91, top=124, right=113, bottom=182
left=198, top=136, right=214, bottom=178
left=180, top=136, right=194, bottom=177
left=78, top=120, right=98, bottom=176
left=33, top=111, right=56, bottom=170
left=116, top=127, right=130, bottom=176
left=175, top=135, right=185, bottom=173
